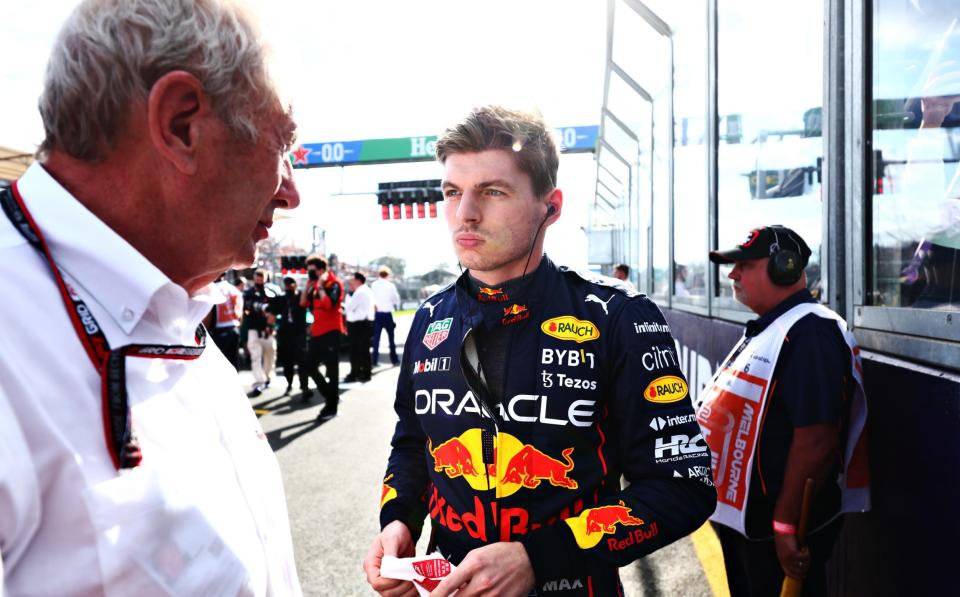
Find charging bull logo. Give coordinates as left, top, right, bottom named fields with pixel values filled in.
left=428, top=429, right=577, bottom=497
left=501, top=445, right=577, bottom=489
left=430, top=437, right=479, bottom=478
left=501, top=304, right=530, bottom=326
left=564, top=501, right=646, bottom=549
left=478, top=287, right=510, bottom=302
left=380, top=474, right=398, bottom=508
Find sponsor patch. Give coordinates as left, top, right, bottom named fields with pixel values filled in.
left=478, top=287, right=510, bottom=302
left=654, top=433, right=708, bottom=463
left=421, top=299, right=443, bottom=318
left=541, top=316, right=599, bottom=343
left=584, top=293, right=614, bottom=315
left=649, top=413, right=697, bottom=430
left=644, top=375, right=688, bottom=403
left=429, top=430, right=578, bottom=496
left=641, top=345, right=679, bottom=371
left=540, top=348, right=596, bottom=369
left=413, top=357, right=452, bottom=374
left=634, top=321, right=670, bottom=334
left=381, top=474, right=398, bottom=508
left=564, top=500, right=646, bottom=549
left=501, top=304, right=530, bottom=326
left=542, top=578, right=584, bottom=592
left=423, top=318, right=453, bottom=350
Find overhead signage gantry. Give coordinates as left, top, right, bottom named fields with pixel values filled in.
left=289, top=125, right=599, bottom=168
left=289, top=125, right=598, bottom=220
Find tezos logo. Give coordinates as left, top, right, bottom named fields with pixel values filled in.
left=643, top=375, right=688, bottom=403
left=541, top=316, right=599, bottom=343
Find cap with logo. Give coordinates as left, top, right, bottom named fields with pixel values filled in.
left=709, top=225, right=812, bottom=286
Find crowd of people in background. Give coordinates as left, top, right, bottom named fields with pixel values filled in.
left=206, top=259, right=403, bottom=421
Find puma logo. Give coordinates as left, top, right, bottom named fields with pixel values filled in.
left=585, top=293, right=614, bottom=315
left=422, top=299, right=443, bottom=318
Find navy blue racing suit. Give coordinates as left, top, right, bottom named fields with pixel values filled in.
left=379, top=257, right=716, bottom=595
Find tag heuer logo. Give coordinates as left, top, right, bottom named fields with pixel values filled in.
left=423, top=318, right=453, bottom=350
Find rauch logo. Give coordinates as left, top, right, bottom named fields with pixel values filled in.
left=540, top=316, right=599, bottom=343
left=643, top=375, right=688, bottom=404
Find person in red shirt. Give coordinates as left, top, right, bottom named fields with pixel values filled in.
left=300, top=254, right=344, bottom=420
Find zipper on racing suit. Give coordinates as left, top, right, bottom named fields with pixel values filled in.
left=459, top=326, right=504, bottom=510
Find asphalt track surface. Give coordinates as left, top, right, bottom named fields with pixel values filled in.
left=244, top=313, right=721, bottom=596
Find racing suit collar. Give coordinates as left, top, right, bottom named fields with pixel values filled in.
left=455, top=255, right=556, bottom=329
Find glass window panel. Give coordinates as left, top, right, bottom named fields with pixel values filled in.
left=597, top=170, right=622, bottom=199
left=651, top=91, right=672, bottom=298
left=646, top=0, right=709, bottom=300
left=716, top=0, right=824, bottom=308
left=608, top=70, right=653, bottom=142
left=602, top=112, right=639, bottom=166
left=612, top=0, right=670, bottom=97
left=870, top=0, right=960, bottom=310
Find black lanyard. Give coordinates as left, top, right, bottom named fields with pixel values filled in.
left=1, top=184, right=206, bottom=470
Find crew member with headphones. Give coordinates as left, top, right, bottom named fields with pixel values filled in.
left=700, top=226, right=870, bottom=596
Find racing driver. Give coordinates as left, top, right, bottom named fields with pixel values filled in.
left=363, top=106, right=716, bottom=596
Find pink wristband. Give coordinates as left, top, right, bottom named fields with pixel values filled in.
left=772, top=520, right=797, bottom=535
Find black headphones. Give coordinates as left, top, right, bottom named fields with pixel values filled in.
left=546, top=204, right=556, bottom=216
left=767, top=226, right=805, bottom=286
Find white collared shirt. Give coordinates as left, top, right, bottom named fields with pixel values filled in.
left=0, top=164, right=302, bottom=596
left=370, top=278, right=400, bottom=313
left=345, top=283, right=376, bottom=322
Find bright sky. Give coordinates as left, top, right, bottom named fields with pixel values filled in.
left=0, top=0, right=607, bottom=276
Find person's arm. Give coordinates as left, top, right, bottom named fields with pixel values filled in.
left=391, top=284, right=401, bottom=311
left=364, top=318, right=430, bottom=595
left=299, top=282, right=312, bottom=308
left=770, top=317, right=848, bottom=579
left=0, top=392, right=42, bottom=589
left=773, top=423, right=839, bottom=579
left=515, top=295, right=716, bottom=583
left=321, top=278, right=342, bottom=308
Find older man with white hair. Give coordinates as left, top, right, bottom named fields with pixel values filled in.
left=0, top=0, right=303, bottom=594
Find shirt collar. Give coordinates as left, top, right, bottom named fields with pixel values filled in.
left=744, top=288, right=815, bottom=337
left=15, top=162, right=217, bottom=336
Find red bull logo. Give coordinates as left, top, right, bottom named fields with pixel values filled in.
left=430, top=437, right=480, bottom=478
left=428, top=429, right=577, bottom=497
left=427, top=483, right=587, bottom=543
left=478, top=287, right=510, bottom=302
left=501, top=304, right=530, bottom=326
left=380, top=474, right=397, bottom=508
left=501, top=445, right=577, bottom=489
left=565, top=501, right=648, bottom=549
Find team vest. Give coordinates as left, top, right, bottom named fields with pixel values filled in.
left=695, top=303, right=870, bottom=535
left=214, top=282, right=243, bottom=329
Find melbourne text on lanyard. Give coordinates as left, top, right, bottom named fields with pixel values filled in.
left=1, top=185, right=206, bottom=470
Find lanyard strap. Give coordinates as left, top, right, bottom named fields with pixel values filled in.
left=1, top=184, right=206, bottom=470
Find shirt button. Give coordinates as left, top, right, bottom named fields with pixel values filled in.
left=122, top=308, right=135, bottom=321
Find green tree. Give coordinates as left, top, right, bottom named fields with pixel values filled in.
left=369, top=255, right=406, bottom=278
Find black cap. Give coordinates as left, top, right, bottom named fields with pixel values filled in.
left=709, top=225, right=812, bottom=265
